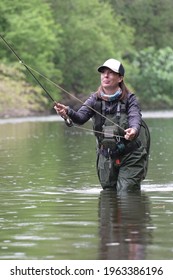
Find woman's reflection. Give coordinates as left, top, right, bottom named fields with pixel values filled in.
left=98, top=189, right=152, bottom=259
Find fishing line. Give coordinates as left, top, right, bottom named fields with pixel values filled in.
left=72, top=124, right=124, bottom=138
left=0, top=34, right=73, bottom=126
left=21, top=62, right=125, bottom=134
left=0, top=35, right=54, bottom=102
left=0, top=34, right=125, bottom=133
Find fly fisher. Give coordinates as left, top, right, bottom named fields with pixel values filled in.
left=0, top=36, right=150, bottom=191
left=54, top=58, right=150, bottom=191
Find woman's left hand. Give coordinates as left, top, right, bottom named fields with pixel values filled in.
left=124, top=128, right=137, bottom=141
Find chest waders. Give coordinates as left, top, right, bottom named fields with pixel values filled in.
left=93, top=99, right=150, bottom=190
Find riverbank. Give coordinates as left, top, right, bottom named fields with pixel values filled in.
left=142, top=110, right=173, bottom=118
left=1, top=110, right=173, bottom=125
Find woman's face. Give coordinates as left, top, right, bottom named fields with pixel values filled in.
left=100, top=68, right=123, bottom=92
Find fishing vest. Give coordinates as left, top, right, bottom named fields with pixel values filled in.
left=92, top=99, right=128, bottom=151
left=92, top=98, right=150, bottom=156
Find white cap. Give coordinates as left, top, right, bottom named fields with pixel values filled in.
left=97, top=58, right=125, bottom=76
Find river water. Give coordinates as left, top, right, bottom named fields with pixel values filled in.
left=0, top=113, right=173, bottom=260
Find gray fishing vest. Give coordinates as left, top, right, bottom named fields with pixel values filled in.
left=92, top=99, right=128, bottom=150
left=92, top=99, right=150, bottom=155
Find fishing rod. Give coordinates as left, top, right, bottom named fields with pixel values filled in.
left=0, top=34, right=73, bottom=127
left=0, top=34, right=125, bottom=133
left=19, top=63, right=125, bottom=134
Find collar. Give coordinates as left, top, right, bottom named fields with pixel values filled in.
left=100, top=89, right=122, bottom=101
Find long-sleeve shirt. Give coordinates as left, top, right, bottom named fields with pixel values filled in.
left=67, top=92, right=142, bottom=134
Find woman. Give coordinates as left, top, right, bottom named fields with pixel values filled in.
left=54, top=58, right=150, bottom=191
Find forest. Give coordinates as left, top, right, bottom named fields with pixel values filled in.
left=1, top=0, right=173, bottom=117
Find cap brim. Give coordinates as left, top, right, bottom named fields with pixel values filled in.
left=97, top=65, right=124, bottom=76
left=97, top=65, right=113, bottom=73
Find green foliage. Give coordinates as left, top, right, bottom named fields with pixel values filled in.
left=106, top=0, right=173, bottom=50
left=50, top=0, right=134, bottom=94
left=0, top=63, right=48, bottom=117
left=1, top=0, right=173, bottom=116
left=130, top=47, right=173, bottom=108
left=0, top=0, right=63, bottom=101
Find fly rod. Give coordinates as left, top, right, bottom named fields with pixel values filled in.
left=0, top=34, right=125, bottom=133
left=0, top=34, right=73, bottom=127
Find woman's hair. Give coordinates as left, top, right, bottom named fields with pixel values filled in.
left=119, top=80, right=130, bottom=100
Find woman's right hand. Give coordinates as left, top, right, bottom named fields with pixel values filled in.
left=54, top=102, right=68, bottom=118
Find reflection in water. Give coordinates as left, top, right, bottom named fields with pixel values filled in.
left=98, top=190, right=152, bottom=260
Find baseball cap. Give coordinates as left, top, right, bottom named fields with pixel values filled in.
left=97, top=58, right=125, bottom=76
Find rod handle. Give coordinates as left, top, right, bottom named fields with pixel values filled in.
left=63, top=116, right=73, bottom=127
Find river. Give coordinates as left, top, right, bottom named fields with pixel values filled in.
left=0, top=112, right=173, bottom=260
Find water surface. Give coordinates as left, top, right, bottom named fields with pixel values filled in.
left=0, top=114, right=173, bottom=260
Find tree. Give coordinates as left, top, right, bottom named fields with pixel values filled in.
left=0, top=0, right=63, bottom=101
left=50, top=0, right=135, bottom=98
left=106, top=0, right=173, bottom=50
left=130, top=47, right=173, bottom=109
